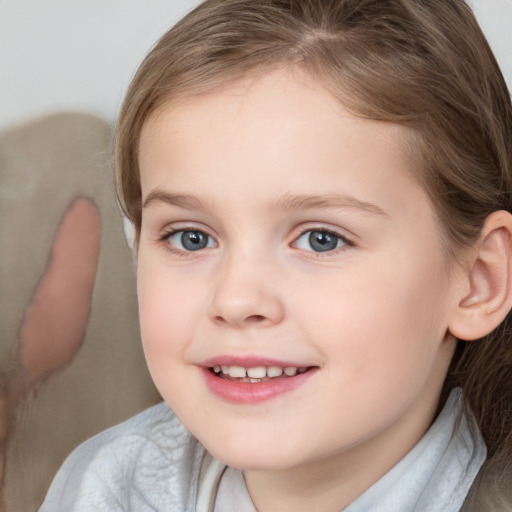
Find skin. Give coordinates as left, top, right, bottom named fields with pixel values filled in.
left=136, top=69, right=469, bottom=512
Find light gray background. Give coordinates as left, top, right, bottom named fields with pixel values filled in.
left=1, top=0, right=511, bottom=132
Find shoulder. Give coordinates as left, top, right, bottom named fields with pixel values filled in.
left=39, top=402, right=205, bottom=512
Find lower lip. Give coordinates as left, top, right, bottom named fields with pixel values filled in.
left=201, top=367, right=317, bottom=403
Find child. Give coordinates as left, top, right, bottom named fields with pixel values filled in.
left=40, top=0, right=512, bottom=510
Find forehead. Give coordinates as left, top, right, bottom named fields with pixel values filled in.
left=138, top=68, right=421, bottom=212
left=140, top=68, right=410, bottom=147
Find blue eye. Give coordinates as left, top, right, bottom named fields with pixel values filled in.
left=295, top=230, right=347, bottom=253
left=167, top=230, right=215, bottom=251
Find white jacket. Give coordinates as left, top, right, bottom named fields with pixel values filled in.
left=39, top=389, right=486, bottom=512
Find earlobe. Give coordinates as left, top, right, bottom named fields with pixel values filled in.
left=449, top=210, right=512, bottom=341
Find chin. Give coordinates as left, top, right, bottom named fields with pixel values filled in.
left=201, top=436, right=305, bottom=471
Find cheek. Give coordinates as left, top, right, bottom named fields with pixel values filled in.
left=137, top=259, right=196, bottom=360
left=136, top=261, right=205, bottom=409
left=294, top=253, right=450, bottom=379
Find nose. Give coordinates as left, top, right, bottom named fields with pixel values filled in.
left=208, top=254, right=285, bottom=328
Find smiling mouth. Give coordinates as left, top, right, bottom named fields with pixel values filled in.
left=210, top=365, right=312, bottom=383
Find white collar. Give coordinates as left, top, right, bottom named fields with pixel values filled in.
left=213, top=388, right=486, bottom=512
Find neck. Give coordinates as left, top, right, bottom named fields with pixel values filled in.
left=245, top=456, right=373, bottom=512
left=243, top=394, right=440, bottom=512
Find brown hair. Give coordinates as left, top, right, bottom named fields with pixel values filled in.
left=115, top=0, right=512, bottom=497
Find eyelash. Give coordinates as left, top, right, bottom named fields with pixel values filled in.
left=158, top=226, right=355, bottom=256
left=158, top=228, right=215, bottom=258
left=293, top=227, right=355, bottom=254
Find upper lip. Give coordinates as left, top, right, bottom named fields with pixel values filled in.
left=201, top=355, right=314, bottom=368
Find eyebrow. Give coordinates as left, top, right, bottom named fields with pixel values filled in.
left=143, top=190, right=208, bottom=210
left=142, top=189, right=388, bottom=217
left=272, top=192, right=388, bottom=217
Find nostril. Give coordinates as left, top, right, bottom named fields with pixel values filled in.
left=213, top=314, right=266, bottom=325
left=246, top=315, right=266, bottom=323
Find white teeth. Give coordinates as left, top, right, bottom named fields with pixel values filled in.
left=267, top=366, right=283, bottom=377
left=228, top=366, right=247, bottom=378
left=213, top=365, right=306, bottom=378
left=247, top=367, right=267, bottom=378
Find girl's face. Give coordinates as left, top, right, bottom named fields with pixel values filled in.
left=137, top=69, right=462, bottom=477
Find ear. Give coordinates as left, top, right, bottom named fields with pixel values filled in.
left=449, top=210, right=512, bottom=341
